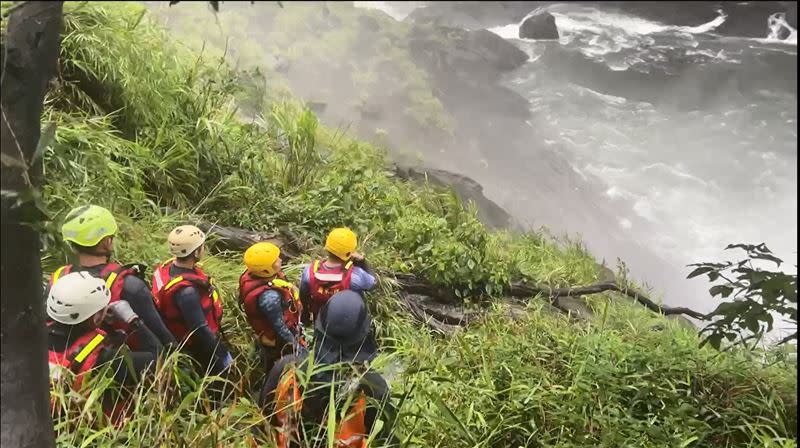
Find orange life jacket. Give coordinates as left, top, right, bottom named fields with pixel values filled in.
left=238, top=271, right=304, bottom=347
left=306, top=260, right=354, bottom=317
left=151, top=259, right=222, bottom=342
left=47, top=323, right=127, bottom=425
left=273, top=367, right=368, bottom=448
left=48, top=263, right=145, bottom=349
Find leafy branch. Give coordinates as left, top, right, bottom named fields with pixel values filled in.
left=688, top=243, right=797, bottom=350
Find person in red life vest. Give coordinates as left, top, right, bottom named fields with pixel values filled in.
left=47, top=271, right=163, bottom=422
left=260, top=290, right=398, bottom=448
left=239, top=242, right=307, bottom=379
left=299, top=227, right=376, bottom=323
left=151, top=225, right=233, bottom=376
left=47, top=205, right=176, bottom=351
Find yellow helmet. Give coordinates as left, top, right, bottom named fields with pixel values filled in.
left=168, top=225, right=206, bottom=258
left=244, top=242, right=281, bottom=277
left=61, top=205, right=118, bottom=247
left=325, top=227, right=357, bottom=261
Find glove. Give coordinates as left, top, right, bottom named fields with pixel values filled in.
left=221, top=352, right=234, bottom=370
left=106, top=301, right=139, bottom=325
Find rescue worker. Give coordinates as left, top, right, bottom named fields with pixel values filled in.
left=299, top=227, right=376, bottom=322
left=260, top=290, right=397, bottom=447
left=47, top=271, right=163, bottom=422
left=48, top=204, right=176, bottom=350
left=151, top=225, right=233, bottom=376
left=239, top=242, right=307, bottom=378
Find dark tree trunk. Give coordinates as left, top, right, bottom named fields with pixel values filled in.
left=1, top=2, right=64, bottom=447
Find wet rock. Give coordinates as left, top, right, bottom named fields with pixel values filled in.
left=392, top=164, right=518, bottom=230
left=596, top=262, right=617, bottom=283
left=553, top=296, right=593, bottom=319
left=519, top=10, right=559, bottom=40
left=406, top=25, right=529, bottom=81
left=404, top=293, right=475, bottom=324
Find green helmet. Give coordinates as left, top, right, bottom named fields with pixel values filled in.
left=61, top=205, right=118, bottom=247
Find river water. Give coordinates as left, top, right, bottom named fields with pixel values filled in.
left=358, top=2, right=796, bottom=340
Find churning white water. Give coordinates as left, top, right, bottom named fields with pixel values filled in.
left=364, top=2, right=797, bottom=342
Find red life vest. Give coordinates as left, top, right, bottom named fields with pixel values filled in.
left=238, top=271, right=303, bottom=348
left=48, top=263, right=145, bottom=349
left=306, top=259, right=354, bottom=317
left=273, top=368, right=367, bottom=448
left=47, top=323, right=128, bottom=425
left=48, top=326, right=109, bottom=391
left=151, top=259, right=223, bottom=341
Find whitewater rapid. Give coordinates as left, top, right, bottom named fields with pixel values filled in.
left=353, top=2, right=797, bottom=344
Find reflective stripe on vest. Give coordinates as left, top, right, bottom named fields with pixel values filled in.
left=74, top=333, right=106, bottom=363
left=53, top=265, right=121, bottom=291
left=52, top=265, right=69, bottom=284
left=164, top=275, right=185, bottom=291
left=165, top=275, right=219, bottom=302
left=312, top=260, right=354, bottom=283
left=104, top=271, right=118, bottom=290
left=153, top=258, right=175, bottom=293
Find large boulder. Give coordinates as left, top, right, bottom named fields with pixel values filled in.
left=392, top=165, right=518, bottom=230
left=466, top=29, right=531, bottom=71
left=518, top=9, right=559, bottom=39
left=406, top=25, right=529, bottom=81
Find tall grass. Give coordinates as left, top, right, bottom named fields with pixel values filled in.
left=37, top=3, right=798, bottom=447
left=269, top=102, right=323, bottom=192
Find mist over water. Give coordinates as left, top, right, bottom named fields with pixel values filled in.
left=150, top=1, right=795, bottom=335
left=502, top=5, right=797, bottom=269
left=363, top=3, right=797, bottom=319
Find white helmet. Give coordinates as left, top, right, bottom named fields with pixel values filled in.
left=168, top=225, right=206, bottom=258
left=47, top=272, right=111, bottom=325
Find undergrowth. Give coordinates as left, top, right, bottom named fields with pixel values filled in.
left=37, top=2, right=797, bottom=447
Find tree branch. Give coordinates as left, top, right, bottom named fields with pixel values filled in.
left=506, top=281, right=708, bottom=320
left=189, top=222, right=708, bottom=324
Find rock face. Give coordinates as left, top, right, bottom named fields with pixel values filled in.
left=402, top=23, right=533, bottom=170
left=393, top=164, right=519, bottom=231
left=405, top=25, right=529, bottom=81
left=404, top=24, right=531, bottom=156
left=518, top=10, right=559, bottom=39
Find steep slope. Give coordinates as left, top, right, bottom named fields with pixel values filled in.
left=39, top=3, right=796, bottom=447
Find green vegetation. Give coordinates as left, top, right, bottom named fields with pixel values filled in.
left=145, top=1, right=455, bottom=136
left=689, top=244, right=797, bottom=350
left=39, top=2, right=797, bottom=447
